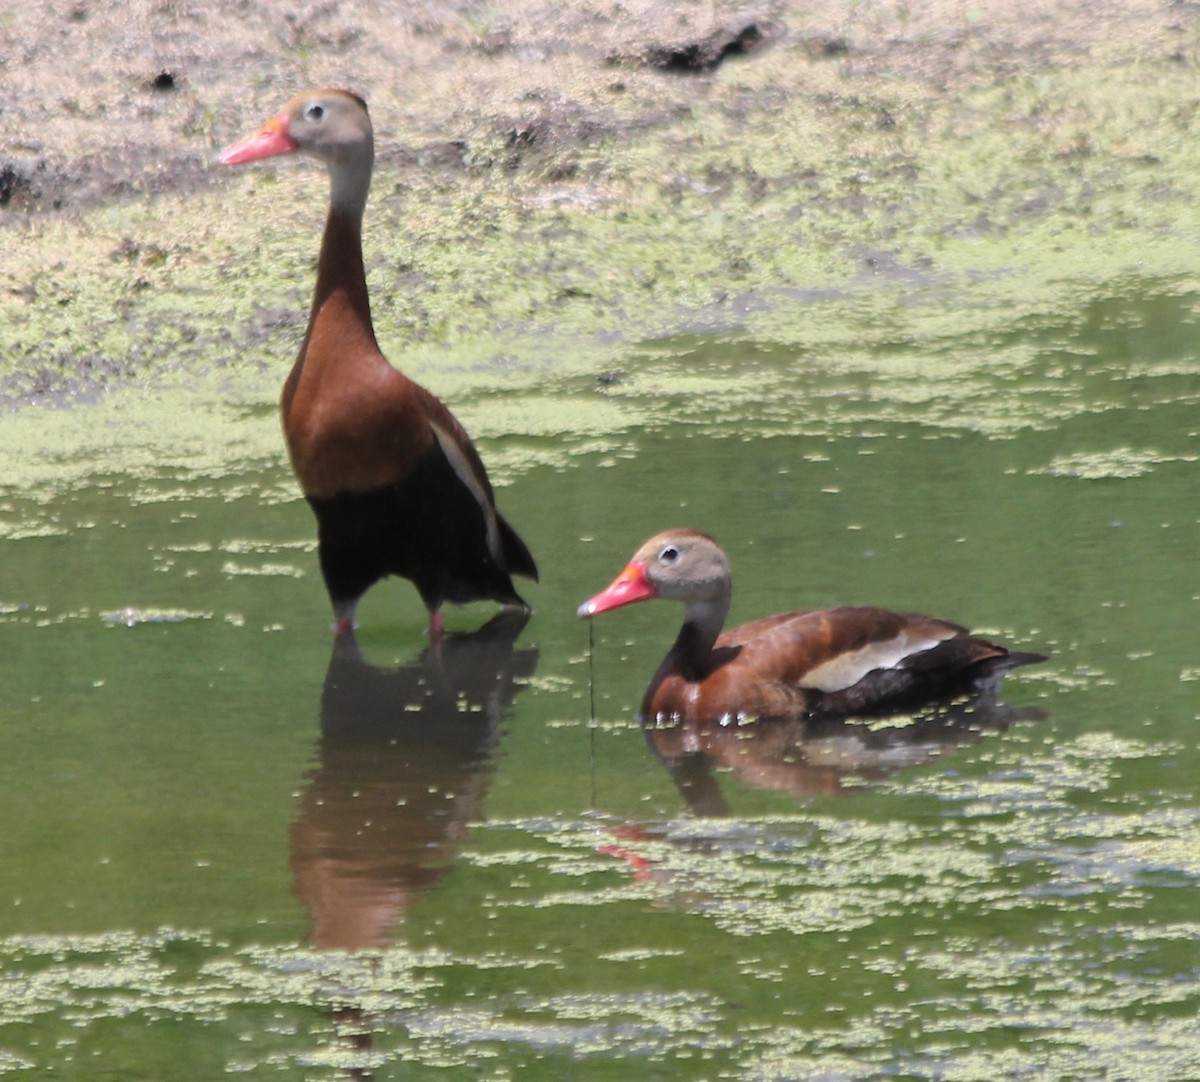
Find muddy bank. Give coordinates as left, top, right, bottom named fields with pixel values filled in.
left=3, top=0, right=1200, bottom=403
left=3, top=1, right=1192, bottom=216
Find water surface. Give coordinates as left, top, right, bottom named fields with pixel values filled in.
left=0, top=277, right=1197, bottom=1079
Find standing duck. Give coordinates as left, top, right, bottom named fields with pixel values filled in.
left=221, top=89, right=536, bottom=638
left=578, top=529, right=1045, bottom=722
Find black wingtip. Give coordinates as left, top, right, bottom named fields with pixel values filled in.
left=498, top=512, right=538, bottom=582
left=1002, top=650, right=1050, bottom=669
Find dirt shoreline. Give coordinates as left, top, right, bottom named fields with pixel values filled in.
left=3, top=1, right=1191, bottom=218
left=3, top=0, right=1199, bottom=403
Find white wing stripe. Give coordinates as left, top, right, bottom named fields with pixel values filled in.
left=429, top=421, right=502, bottom=563
left=800, top=632, right=950, bottom=693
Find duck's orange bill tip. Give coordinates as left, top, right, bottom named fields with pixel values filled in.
left=576, top=561, right=655, bottom=619
left=218, top=115, right=297, bottom=165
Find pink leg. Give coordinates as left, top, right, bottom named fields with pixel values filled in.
left=428, top=609, right=444, bottom=648
left=332, top=599, right=358, bottom=637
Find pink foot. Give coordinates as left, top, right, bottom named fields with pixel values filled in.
left=332, top=600, right=358, bottom=636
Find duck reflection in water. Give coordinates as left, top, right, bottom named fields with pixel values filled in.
left=290, top=610, right=537, bottom=952
left=289, top=612, right=536, bottom=1078
left=644, top=694, right=1047, bottom=818
left=597, top=697, right=1047, bottom=897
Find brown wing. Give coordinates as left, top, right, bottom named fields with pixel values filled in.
left=729, top=607, right=971, bottom=692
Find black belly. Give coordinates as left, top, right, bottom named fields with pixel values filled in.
left=306, top=446, right=528, bottom=613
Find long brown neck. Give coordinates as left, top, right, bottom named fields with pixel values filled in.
left=301, top=205, right=377, bottom=352
left=284, top=204, right=381, bottom=427
left=293, top=138, right=379, bottom=366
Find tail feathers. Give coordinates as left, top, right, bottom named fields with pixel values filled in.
left=498, top=512, right=538, bottom=582
left=906, top=635, right=1047, bottom=678
left=960, top=649, right=1048, bottom=694
left=997, top=650, right=1050, bottom=670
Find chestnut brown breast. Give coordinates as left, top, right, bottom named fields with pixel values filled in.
left=283, top=345, right=441, bottom=500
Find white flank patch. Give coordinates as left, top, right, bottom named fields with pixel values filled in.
left=430, top=421, right=502, bottom=563
left=800, top=631, right=951, bottom=693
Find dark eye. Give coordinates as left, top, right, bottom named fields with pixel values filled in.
left=304, top=103, right=326, bottom=121
left=659, top=546, right=679, bottom=564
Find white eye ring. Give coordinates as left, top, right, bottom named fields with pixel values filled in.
left=659, top=546, right=679, bottom=564
left=304, top=103, right=326, bottom=121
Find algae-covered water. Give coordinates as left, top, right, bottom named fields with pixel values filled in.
left=0, top=255, right=1197, bottom=1079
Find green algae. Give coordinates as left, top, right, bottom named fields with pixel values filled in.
left=0, top=724, right=1196, bottom=1080
left=1041, top=446, right=1198, bottom=478
left=0, top=382, right=280, bottom=501
left=6, top=24, right=1200, bottom=506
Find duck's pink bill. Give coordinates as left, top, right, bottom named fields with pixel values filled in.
left=577, top=561, right=656, bottom=618
left=219, top=115, right=297, bottom=165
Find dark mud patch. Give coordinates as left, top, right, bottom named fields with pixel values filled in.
left=0, top=149, right=215, bottom=217
left=0, top=352, right=143, bottom=409
left=610, top=16, right=776, bottom=72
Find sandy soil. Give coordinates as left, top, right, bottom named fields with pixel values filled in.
left=2, top=0, right=1198, bottom=404
left=3, top=0, right=1189, bottom=216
